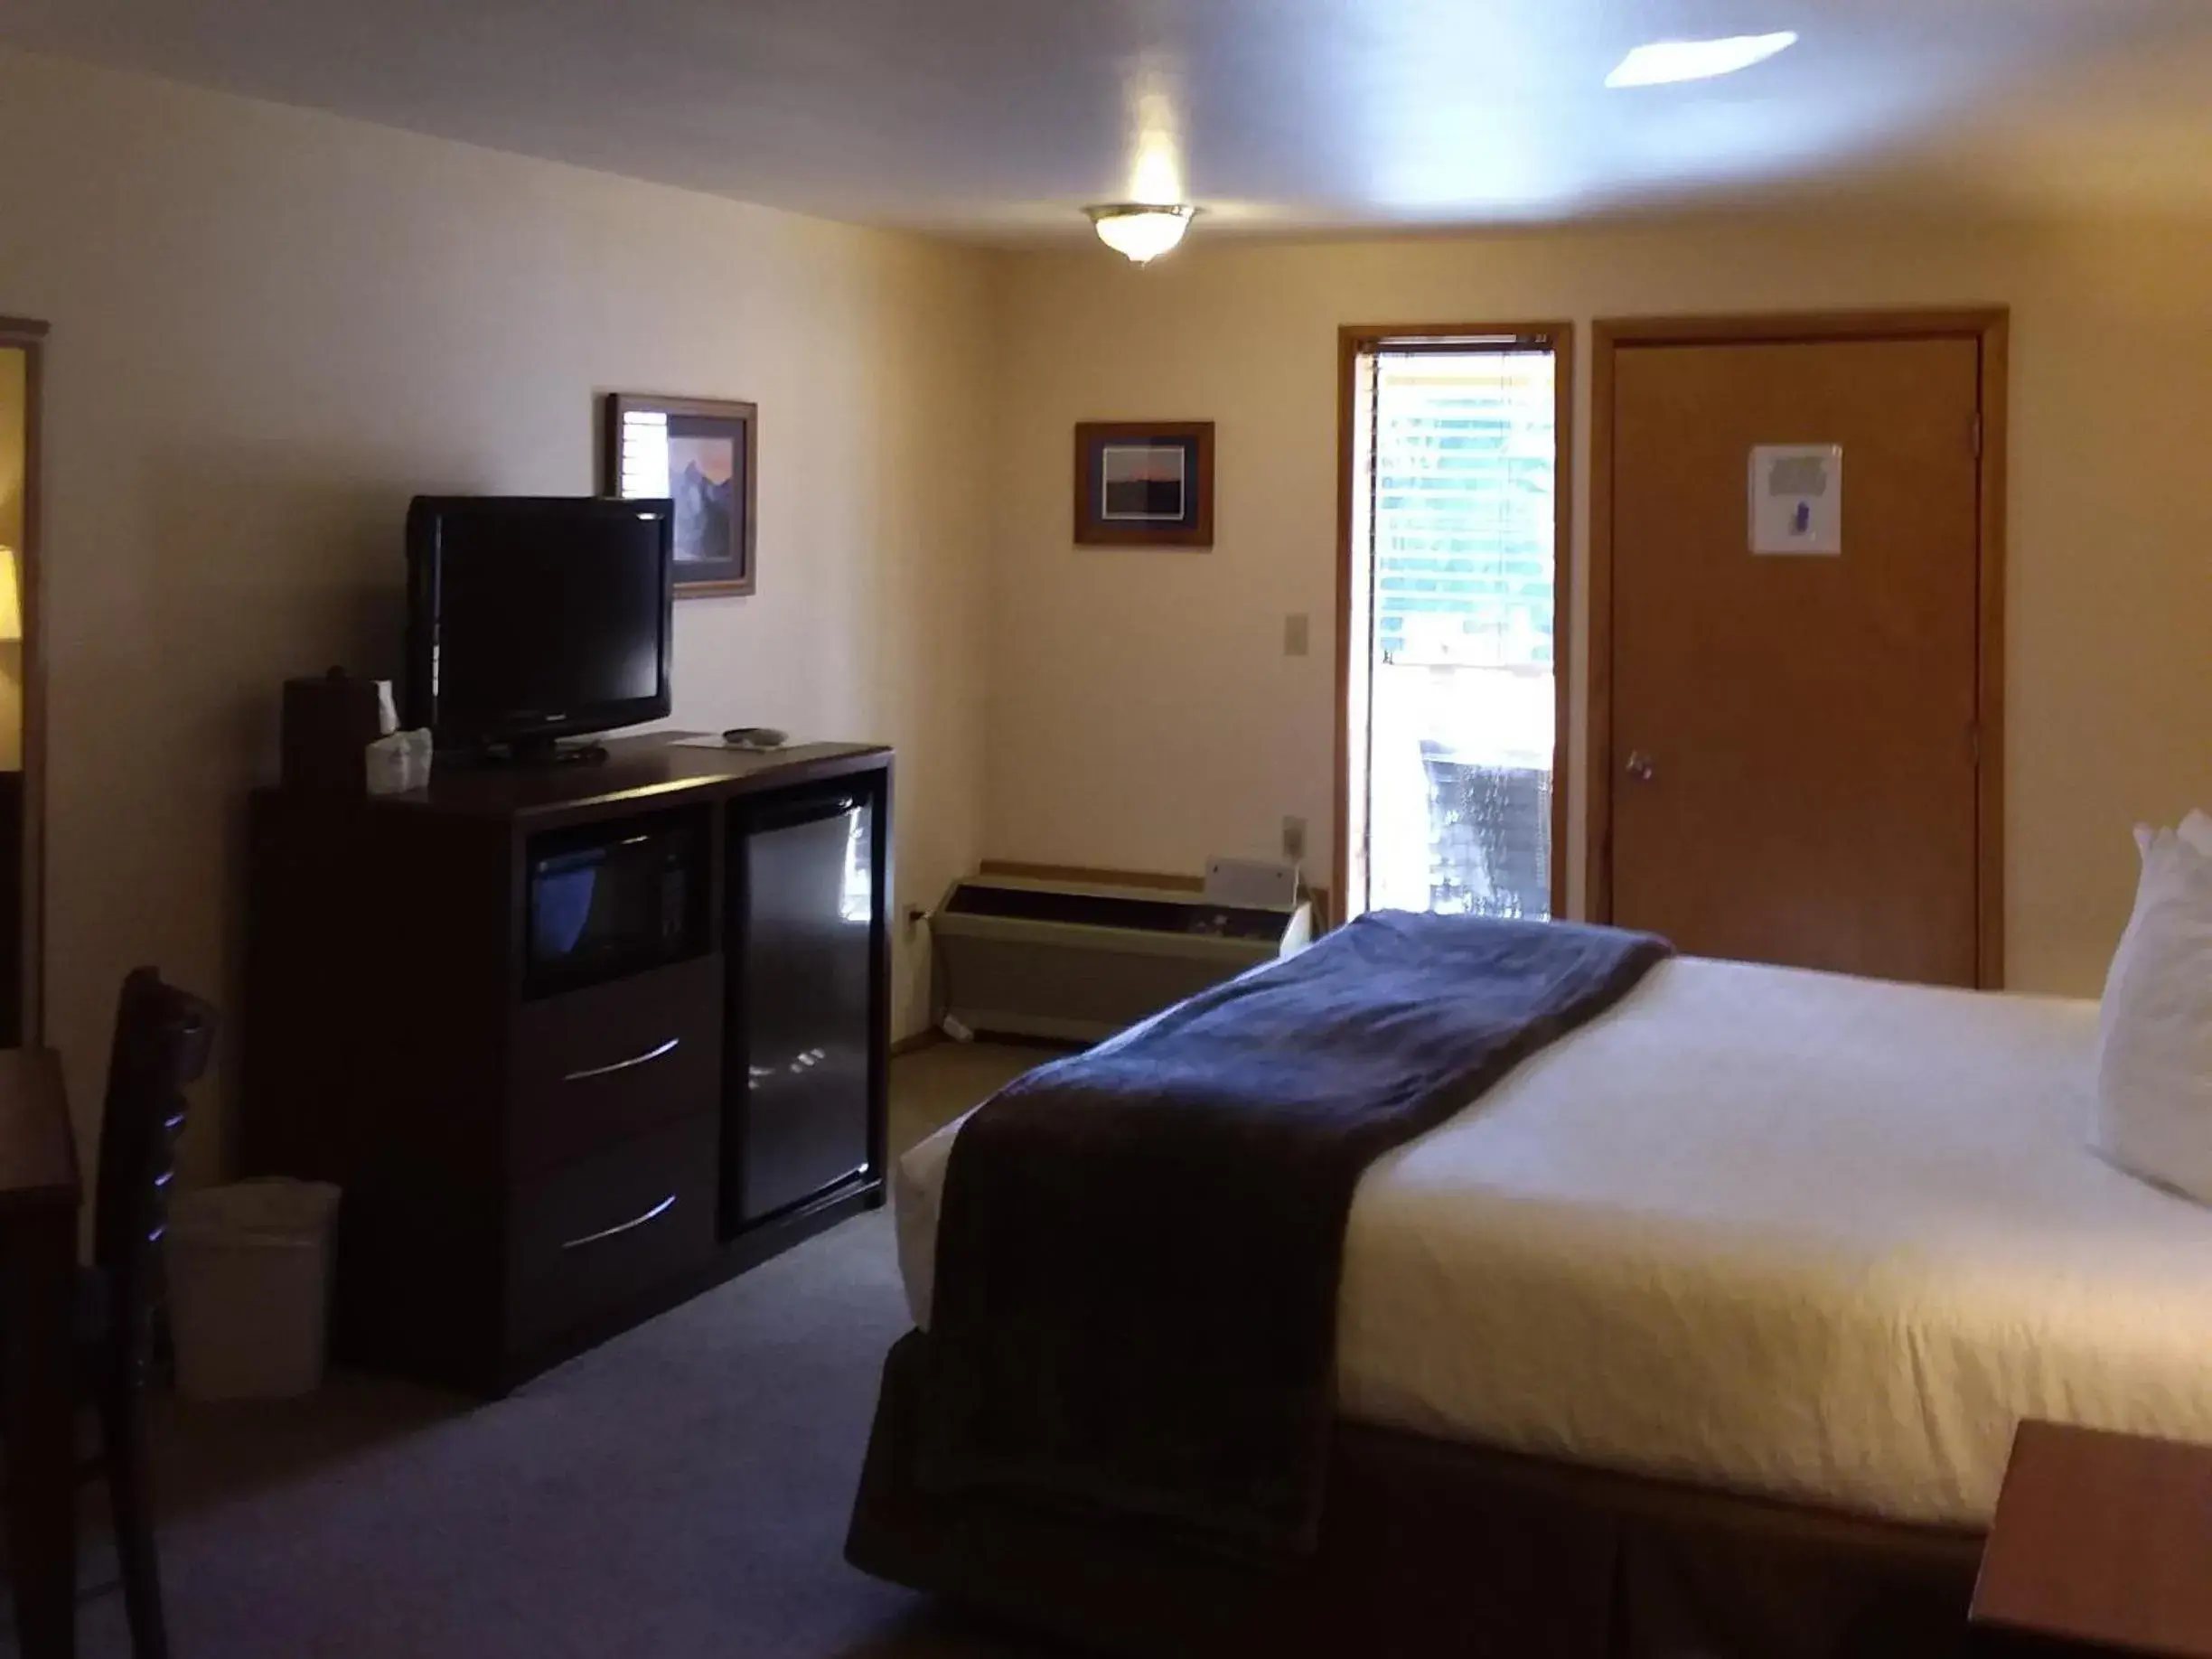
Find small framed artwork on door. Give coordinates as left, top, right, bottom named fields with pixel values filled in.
left=1073, top=420, right=1214, bottom=548
left=603, top=392, right=758, bottom=595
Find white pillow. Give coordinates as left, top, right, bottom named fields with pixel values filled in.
left=2094, top=824, right=2212, bottom=1204
left=2184, top=809, right=2212, bottom=857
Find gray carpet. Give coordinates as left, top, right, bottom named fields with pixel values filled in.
left=60, top=1043, right=1057, bottom=1659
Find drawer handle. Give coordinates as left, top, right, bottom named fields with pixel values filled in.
left=561, top=1193, right=677, bottom=1251
left=563, top=1037, right=680, bottom=1083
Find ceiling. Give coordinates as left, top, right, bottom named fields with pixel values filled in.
left=8, top=0, right=2212, bottom=238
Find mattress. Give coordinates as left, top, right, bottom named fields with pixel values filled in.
left=895, top=954, right=2212, bottom=1528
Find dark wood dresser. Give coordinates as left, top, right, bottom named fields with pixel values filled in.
left=239, top=735, right=892, bottom=1393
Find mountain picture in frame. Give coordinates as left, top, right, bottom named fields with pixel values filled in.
left=604, top=392, right=758, bottom=596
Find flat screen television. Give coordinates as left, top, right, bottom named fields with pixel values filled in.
left=403, top=495, right=675, bottom=755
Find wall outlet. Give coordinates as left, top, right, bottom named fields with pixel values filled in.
left=1284, top=613, right=1310, bottom=657
left=1281, top=815, right=1308, bottom=862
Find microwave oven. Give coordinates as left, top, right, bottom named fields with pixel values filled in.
left=524, top=811, right=707, bottom=998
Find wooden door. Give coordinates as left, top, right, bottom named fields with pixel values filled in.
left=1604, top=331, right=1990, bottom=986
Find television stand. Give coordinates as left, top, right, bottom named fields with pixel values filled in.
left=239, top=733, right=894, bottom=1394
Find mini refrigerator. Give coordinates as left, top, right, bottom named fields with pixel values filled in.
left=723, top=784, right=877, bottom=1232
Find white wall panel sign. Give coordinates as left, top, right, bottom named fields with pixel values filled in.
left=1749, top=444, right=1842, bottom=555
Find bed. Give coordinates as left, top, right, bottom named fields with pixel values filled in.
left=851, top=953, right=2212, bottom=1656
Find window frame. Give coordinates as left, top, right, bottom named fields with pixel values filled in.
left=1335, top=323, right=1574, bottom=926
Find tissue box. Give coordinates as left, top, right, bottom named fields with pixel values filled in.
left=365, top=730, right=432, bottom=796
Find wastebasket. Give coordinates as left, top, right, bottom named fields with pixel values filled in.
left=167, top=1179, right=342, bottom=1401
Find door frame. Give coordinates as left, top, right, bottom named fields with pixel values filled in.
left=0, top=317, right=46, bottom=1043
left=1334, top=321, right=1576, bottom=927
left=1587, top=307, right=2010, bottom=987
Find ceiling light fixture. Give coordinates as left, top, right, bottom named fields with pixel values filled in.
left=1605, top=31, right=1798, bottom=88
left=1087, top=203, right=1196, bottom=264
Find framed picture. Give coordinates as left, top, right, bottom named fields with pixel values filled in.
left=1073, top=420, right=1214, bottom=548
left=602, top=392, right=758, bottom=596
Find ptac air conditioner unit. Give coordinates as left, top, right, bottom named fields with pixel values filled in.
left=930, top=874, right=1312, bottom=1044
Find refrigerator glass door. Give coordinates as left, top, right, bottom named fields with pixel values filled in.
left=734, top=800, right=873, bottom=1223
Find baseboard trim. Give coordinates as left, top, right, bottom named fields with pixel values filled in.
left=890, top=1028, right=943, bottom=1058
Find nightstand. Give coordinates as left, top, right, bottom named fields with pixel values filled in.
left=1973, top=1420, right=2212, bottom=1656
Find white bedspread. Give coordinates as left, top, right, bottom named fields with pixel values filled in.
left=895, top=955, right=2212, bottom=1528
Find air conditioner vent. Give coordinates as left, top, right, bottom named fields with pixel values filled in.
left=931, top=875, right=1312, bottom=1044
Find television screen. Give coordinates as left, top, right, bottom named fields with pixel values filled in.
left=405, top=497, right=674, bottom=749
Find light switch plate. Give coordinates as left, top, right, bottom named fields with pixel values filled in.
left=1284, top=613, right=1310, bottom=657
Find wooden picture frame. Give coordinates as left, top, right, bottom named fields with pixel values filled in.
left=0, top=317, right=46, bottom=1045
left=603, top=392, right=758, bottom=596
left=1073, top=420, right=1214, bottom=548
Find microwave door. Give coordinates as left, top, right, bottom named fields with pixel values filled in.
left=530, top=853, right=602, bottom=976
left=523, top=819, right=706, bottom=998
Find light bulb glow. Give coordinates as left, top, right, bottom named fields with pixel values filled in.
left=1087, top=204, right=1196, bottom=264
left=1605, top=32, right=1798, bottom=88
left=1130, top=135, right=1184, bottom=209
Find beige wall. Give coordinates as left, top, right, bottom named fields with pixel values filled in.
left=6, top=42, right=2209, bottom=1178
left=986, top=217, right=2212, bottom=996
left=0, top=48, right=994, bottom=1172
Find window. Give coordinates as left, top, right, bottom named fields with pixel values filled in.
left=1345, top=334, right=1563, bottom=921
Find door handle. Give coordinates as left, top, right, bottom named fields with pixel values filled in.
left=563, top=1036, right=680, bottom=1083
left=1624, top=750, right=1655, bottom=783
left=560, top=1193, right=676, bottom=1250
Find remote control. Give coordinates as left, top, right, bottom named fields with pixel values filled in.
left=721, top=726, right=788, bottom=751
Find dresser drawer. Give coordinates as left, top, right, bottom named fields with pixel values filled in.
left=511, top=955, right=722, bottom=1173
left=506, top=1112, right=717, bottom=1353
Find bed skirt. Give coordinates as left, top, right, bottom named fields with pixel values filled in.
left=847, top=1332, right=1982, bottom=1659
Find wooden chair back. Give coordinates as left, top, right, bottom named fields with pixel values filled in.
left=92, top=968, right=217, bottom=1353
